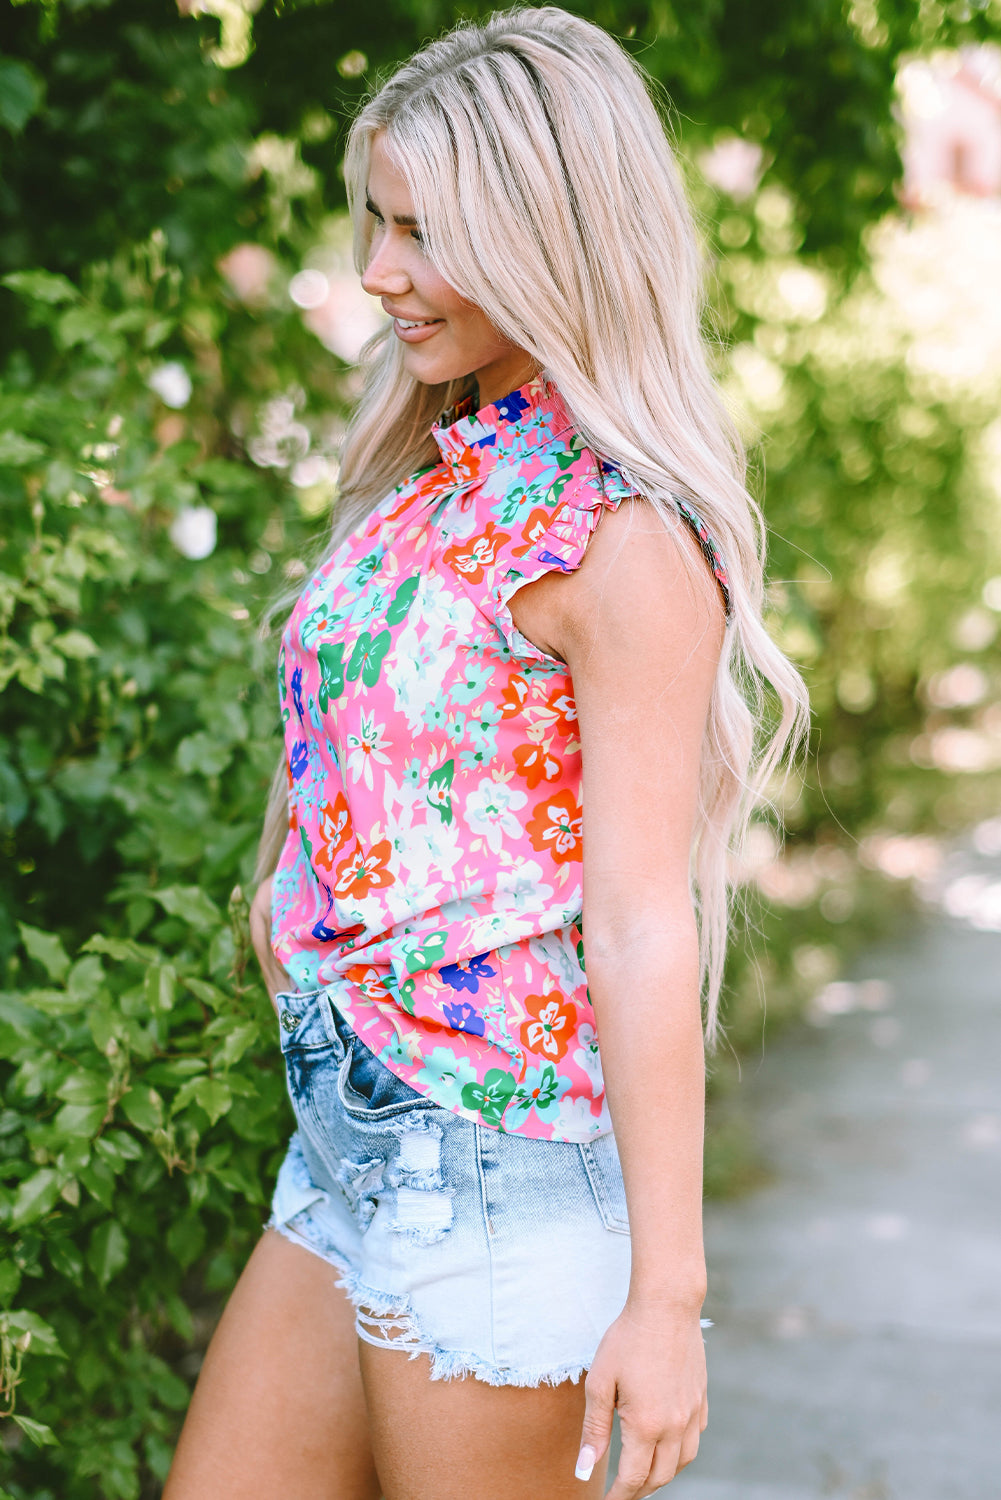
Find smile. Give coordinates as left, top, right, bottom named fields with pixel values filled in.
left=393, top=317, right=444, bottom=344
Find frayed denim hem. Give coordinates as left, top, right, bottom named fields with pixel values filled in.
left=338, top=1269, right=581, bottom=1388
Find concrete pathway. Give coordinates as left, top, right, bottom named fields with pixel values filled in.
left=638, top=864, right=1001, bottom=1499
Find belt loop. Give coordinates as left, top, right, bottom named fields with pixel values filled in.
left=317, top=990, right=346, bottom=1061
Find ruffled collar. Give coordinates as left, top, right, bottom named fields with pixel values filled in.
left=431, top=373, right=573, bottom=482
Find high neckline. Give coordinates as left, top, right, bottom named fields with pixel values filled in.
left=431, top=373, right=573, bottom=478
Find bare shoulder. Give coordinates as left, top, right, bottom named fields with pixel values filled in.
left=509, top=496, right=726, bottom=673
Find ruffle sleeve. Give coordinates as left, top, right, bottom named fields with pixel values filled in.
left=491, top=455, right=733, bottom=666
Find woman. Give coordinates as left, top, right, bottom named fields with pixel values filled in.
left=165, top=9, right=807, bottom=1499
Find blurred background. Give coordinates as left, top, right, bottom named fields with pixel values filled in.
left=0, top=2, right=999, bottom=1496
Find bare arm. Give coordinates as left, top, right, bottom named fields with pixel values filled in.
left=510, top=498, right=725, bottom=1496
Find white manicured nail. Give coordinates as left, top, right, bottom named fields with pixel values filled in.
left=575, top=1445, right=597, bottom=1481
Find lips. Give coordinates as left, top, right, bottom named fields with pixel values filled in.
left=392, top=316, right=444, bottom=345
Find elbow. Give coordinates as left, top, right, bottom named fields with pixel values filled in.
left=582, top=906, right=700, bottom=976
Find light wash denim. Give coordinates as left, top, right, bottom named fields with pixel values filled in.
left=268, top=986, right=634, bottom=1386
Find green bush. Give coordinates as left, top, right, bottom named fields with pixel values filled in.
left=0, top=246, right=341, bottom=1496
left=2, top=2, right=1001, bottom=1494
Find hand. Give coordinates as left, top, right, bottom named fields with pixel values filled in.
left=575, top=1298, right=708, bottom=1497
left=248, top=875, right=291, bottom=1015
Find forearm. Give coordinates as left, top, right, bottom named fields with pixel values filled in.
left=586, top=922, right=707, bottom=1308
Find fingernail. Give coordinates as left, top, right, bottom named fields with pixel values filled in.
left=575, top=1445, right=597, bottom=1481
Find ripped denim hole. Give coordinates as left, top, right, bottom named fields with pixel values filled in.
left=335, top=1155, right=385, bottom=1232
left=356, top=1304, right=431, bottom=1353
left=390, top=1185, right=454, bottom=1245
left=388, top=1123, right=445, bottom=1192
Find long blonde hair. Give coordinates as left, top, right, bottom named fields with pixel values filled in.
left=258, top=4, right=809, bottom=1043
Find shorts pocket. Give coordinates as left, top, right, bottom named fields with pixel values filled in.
left=336, top=1041, right=436, bottom=1122
left=579, top=1133, right=630, bottom=1235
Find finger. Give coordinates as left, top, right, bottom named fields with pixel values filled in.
left=604, top=1430, right=656, bottom=1500
left=677, top=1413, right=703, bottom=1472
left=575, top=1373, right=616, bottom=1482
left=700, top=1391, right=709, bottom=1432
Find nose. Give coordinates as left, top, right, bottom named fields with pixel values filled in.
left=360, top=232, right=411, bottom=299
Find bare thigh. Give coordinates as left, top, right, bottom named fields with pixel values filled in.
left=359, top=1342, right=609, bottom=1500
left=163, top=1228, right=381, bottom=1500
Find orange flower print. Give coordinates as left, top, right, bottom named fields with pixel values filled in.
left=513, top=742, right=563, bottom=789
left=286, top=760, right=298, bottom=832
left=443, top=522, right=511, bottom=584
left=526, top=788, right=583, bottom=863
left=519, top=993, right=576, bottom=1062
left=333, top=839, right=395, bottom=899
left=451, top=443, right=486, bottom=485
left=511, top=505, right=555, bottom=558
left=541, top=685, right=577, bottom=738
left=499, top=673, right=530, bottom=719
left=313, top=793, right=352, bottom=871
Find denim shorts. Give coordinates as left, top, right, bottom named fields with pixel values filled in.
left=267, top=986, right=633, bottom=1387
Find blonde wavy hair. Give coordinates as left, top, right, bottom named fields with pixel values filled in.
left=257, top=4, right=810, bottom=1043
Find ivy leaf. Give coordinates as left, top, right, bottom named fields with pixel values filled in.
left=144, top=963, right=177, bottom=1013
left=2, top=269, right=77, bottom=304
left=87, top=1221, right=128, bottom=1287
left=173, top=1077, right=231, bottom=1125
left=119, top=1086, right=164, bottom=1133
left=150, top=886, right=223, bottom=931
left=0, top=60, right=45, bottom=135
left=18, top=923, right=70, bottom=982
left=54, top=1102, right=107, bottom=1138
left=11, top=1414, right=58, bottom=1448
left=2, top=1309, right=64, bottom=1358
left=10, top=1169, right=61, bottom=1227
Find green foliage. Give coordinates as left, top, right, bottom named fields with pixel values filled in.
left=0, top=232, right=341, bottom=1495
left=1, top=0, right=1000, bottom=1493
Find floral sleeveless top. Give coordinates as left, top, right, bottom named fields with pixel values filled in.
left=271, top=375, right=731, bottom=1141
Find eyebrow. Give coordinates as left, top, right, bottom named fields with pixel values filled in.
left=365, top=192, right=419, bottom=228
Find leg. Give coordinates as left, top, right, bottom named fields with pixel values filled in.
left=164, top=1228, right=381, bottom=1500
left=359, top=1342, right=609, bottom=1500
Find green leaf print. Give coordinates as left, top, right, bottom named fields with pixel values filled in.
left=317, top=641, right=346, bottom=712
left=426, top=759, right=454, bottom=824
left=461, top=1069, right=517, bottom=1127
left=386, top=574, right=419, bottom=625
left=278, top=643, right=287, bottom=700
left=347, top=629, right=391, bottom=688
left=397, top=977, right=417, bottom=1015
left=299, top=825, right=313, bottom=860
left=402, top=930, right=448, bottom=974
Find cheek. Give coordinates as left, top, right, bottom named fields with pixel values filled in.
left=445, top=303, right=513, bottom=361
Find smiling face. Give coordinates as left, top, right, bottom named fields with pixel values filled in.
left=359, top=131, right=538, bottom=408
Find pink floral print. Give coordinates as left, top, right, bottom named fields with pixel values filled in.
left=271, top=375, right=731, bottom=1140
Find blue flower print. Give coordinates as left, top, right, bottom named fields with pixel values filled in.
left=414, top=1046, right=479, bottom=1109
left=468, top=702, right=503, bottom=755
left=449, top=660, right=493, bottom=705
left=493, top=388, right=531, bottom=422
left=442, top=999, right=486, bottom=1037
left=289, top=739, right=309, bottom=781
left=440, top=952, right=497, bottom=994
left=291, top=666, right=305, bottom=722
left=311, top=881, right=339, bottom=943
left=537, top=549, right=574, bottom=574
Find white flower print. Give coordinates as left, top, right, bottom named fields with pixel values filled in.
left=494, top=859, right=553, bottom=914
left=346, top=711, right=392, bottom=789
left=550, top=1095, right=604, bottom=1141
left=464, top=777, right=528, bottom=854
left=573, top=1022, right=604, bottom=1094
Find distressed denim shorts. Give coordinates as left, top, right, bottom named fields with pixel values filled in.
left=267, top=986, right=633, bottom=1387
